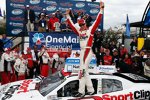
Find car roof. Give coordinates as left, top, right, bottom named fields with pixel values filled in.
left=66, top=72, right=150, bottom=83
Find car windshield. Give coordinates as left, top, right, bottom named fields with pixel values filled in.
left=39, top=71, right=65, bottom=96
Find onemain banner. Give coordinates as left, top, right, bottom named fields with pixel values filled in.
left=29, top=32, right=80, bottom=50
left=6, top=0, right=103, bottom=36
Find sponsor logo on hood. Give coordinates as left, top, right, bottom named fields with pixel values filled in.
left=30, top=0, right=40, bottom=4
left=90, top=9, right=99, bottom=14
left=12, top=9, right=23, bottom=15
left=46, top=6, right=56, bottom=11
left=43, top=0, right=57, bottom=5
left=76, top=2, right=85, bottom=8
left=11, top=29, right=22, bottom=34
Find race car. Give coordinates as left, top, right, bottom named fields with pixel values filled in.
left=0, top=71, right=150, bottom=100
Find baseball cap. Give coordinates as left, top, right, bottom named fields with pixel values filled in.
left=26, top=5, right=29, bottom=7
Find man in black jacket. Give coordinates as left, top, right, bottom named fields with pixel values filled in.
left=24, top=5, right=35, bottom=32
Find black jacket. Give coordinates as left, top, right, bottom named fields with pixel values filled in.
left=24, top=9, right=35, bottom=23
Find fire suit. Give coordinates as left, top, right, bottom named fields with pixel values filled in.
left=66, top=10, right=103, bottom=94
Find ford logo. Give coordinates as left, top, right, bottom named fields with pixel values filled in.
left=90, top=9, right=99, bottom=14
left=43, top=0, right=57, bottom=5
left=12, top=29, right=22, bottom=34
left=30, top=0, right=40, bottom=4
left=12, top=9, right=23, bottom=15
left=76, top=2, right=85, bottom=8
left=46, top=6, right=56, bottom=11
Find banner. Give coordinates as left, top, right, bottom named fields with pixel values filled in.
left=125, top=14, right=130, bottom=37
left=144, top=9, right=150, bottom=26
left=64, top=57, right=117, bottom=73
left=29, top=32, right=80, bottom=50
left=6, top=0, right=103, bottom=36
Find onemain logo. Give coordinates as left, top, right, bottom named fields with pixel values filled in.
left=45, top=35, right=79, bottom=43
left=11, top=29, right=22, bottom=34
left=90, top=9, right=99, bottom=14
left=32, top=33, right=45, bottom=45
left=12, top=9, right=23, bottom=15
left=76, top=2, right=85, bottom=8
left=30, top=0, right=40, bottom=4
left=46, top=6, right=56, bottom=11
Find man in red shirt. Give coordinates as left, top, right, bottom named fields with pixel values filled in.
left=48, top=13, right=60, bottom=32
left=103, top=49, right=113, bottom=65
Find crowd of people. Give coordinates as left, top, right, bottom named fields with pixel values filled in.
left=0, top=44, right=64, bottom=85
left=0, top=4, right=149, bottom=86
left=92, top=32, right=150, bottom=76
left=24, top=5, right=92, bottom=32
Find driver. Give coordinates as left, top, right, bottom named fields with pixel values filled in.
left=66, top=1, right=104, bottom=97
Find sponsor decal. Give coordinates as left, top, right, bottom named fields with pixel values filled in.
left=11, top=0, right=25, bottom=3
left=32, top=33, right=45, bottom=45
left=45, top=35, right=78, bottom=44
left=30, top=0, right=40, bottom=4
left=9, top=22, right=23, bottom=27
left=102, top=92, right=133, bottom=100
left=90, top=9, right=99, bottom=14
left=101, top=90, right=150, bottom=100
left=134, top=90, right=150, bottom=100
left=10, top=3, right=25, bottom=9
left=58, top=7, right=68, bottom=12
left=43, top=0, right=57, bottom=5
left=46, top=6, right=56, bottom=11
left=12, top=9, right=23, bottom=15
left=11, top=29, right=22, bottom=34
left=10, top=17, right=24, bottom=21
left=17, top=80, right=33, bottom=93
left=88, top=3, right=99, bottom=8
left=76, top=2, right=85, bottom=8
left=60, top=2, right=73, bottom=7
left=74, top=9, right=86, bottom=13
left=30, top=5, right=42, bottom=11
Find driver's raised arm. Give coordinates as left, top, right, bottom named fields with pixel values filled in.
left=90, top=1, right=104, bottom=35
left=66, top=9, right=80, bottom=36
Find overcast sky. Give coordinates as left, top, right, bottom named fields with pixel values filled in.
left=0, top=0, right=149, bottom=29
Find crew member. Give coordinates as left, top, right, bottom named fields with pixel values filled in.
left=38, top=45, right=51, bottom=77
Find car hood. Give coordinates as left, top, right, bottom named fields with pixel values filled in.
left=0, top=79, right=43, bottom=100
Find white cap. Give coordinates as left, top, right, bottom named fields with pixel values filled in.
left=69, top=8, right=72, bottom=10
left=121, top=44, right=125, bottom=47
left=52, top=13, right=55, bottom=15
left=41, top=13, right=45, bottom=15
left=43, top=8, right=46, bottom=11
left=143, top=55, right=147, bottom=58
left=26, top=5, right=29, bottom=7
left=76, top=50, right=80, bottom=54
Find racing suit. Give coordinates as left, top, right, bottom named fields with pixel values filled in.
left=38, top=49, right=51, bottom=77
left=66, top=10, right=103, bottom=94
left=14, top=57, right=28, bottom=80
left=0, top=52, right=14, bottom=84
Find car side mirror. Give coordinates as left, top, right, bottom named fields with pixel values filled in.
left=47, top=95, right=59, bottom=100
